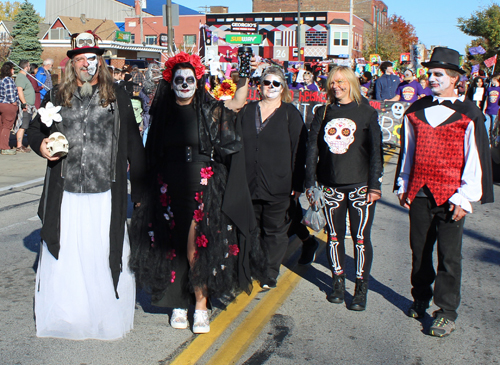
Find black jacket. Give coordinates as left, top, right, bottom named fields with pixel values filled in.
left=27, top=84, right=146, bottom=292
left=306, top=101, right=383, bottom=191
left=240, top=101, right=307, bottom=201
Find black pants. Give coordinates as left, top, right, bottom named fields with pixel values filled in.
left=253, top=199, right=292, bottom=280
left=409, top=197, right=465, bottom=321
left=323, top=185, right=375, bottom=280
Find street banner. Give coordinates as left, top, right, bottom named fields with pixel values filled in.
left=246, top=88, right=410, bottom=146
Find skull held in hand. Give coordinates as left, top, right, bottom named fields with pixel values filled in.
left=47, top=132, right=69, bottom=157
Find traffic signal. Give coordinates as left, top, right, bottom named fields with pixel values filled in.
left=205, top=29, right=212, bottom=46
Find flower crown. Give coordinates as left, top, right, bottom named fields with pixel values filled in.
left=162, top=52, right=205, bottom=83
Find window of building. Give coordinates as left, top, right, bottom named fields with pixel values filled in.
left=236, top=17, right=244, bottom=21
left=49, top=28, right=70, bottom=40
left=274, top=32, right=282, bottom=46
left=333, top=31, right=349, bottom=46
left=183, top=34, right=196, bottom=46
left=145, top=35, right=157, bottom=45
left=255, top=18, right=263, bottom=21
left=342, top=32, right=348, bottom=46
left=334, top=32, right=341, bottom=46
left=264, top=17, right=272, bottom=21
left=275, top=17, right=282, bottom=21
left=131, top=33, right=135, bottom=43
left=0, top=32, right=10, bottom=42
left=317, top=16, right=326, bottom=21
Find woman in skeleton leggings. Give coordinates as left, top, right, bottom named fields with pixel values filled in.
left=305, top=66, right=383, bottom=311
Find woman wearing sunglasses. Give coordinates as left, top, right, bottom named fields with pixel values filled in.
left=240, top=66, right=308, bottom=289
left=305, top=66, right=383, bottom=311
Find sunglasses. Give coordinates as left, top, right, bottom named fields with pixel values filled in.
left=263, top=80, right=282, bottom=87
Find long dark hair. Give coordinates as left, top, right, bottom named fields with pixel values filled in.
left=0, top=62, right=14, bottom=79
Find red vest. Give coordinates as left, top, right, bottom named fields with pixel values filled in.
left=406, top=112, right=470, bottom=206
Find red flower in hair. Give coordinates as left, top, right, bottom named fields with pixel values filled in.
left=163, top=52, right=205, bottom=82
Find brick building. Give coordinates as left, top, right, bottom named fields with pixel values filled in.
left=205, top=11, right=365, bottom=62
left=253, top=0, right=388, bottom=32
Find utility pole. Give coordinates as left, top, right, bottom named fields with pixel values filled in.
left=348, top=0, right=353, bottom=63
left=297, top=0, right=301, bottom=62
left=166, top=0, right=173, bottom=53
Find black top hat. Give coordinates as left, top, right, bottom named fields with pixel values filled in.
left=422, top=47, right=465, bottom=74
left=67, top=31, right=105, bottom=58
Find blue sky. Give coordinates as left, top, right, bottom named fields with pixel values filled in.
left=31, top=0, right=494, bottom=54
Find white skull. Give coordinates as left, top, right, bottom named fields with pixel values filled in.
left=391, top=103, right=405, bottom=119
left=47, top=132, right=69, bottom=157
left=323, top=118, right=356, bottom=154
left=75, top=32, right=96, bottom=48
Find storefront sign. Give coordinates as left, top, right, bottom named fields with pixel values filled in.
left=225, top=34, right=262, bottom=44
left=231, top=22, right=257, bottom=32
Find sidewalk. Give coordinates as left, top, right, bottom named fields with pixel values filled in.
left=0, top=151, right=46, bottom=190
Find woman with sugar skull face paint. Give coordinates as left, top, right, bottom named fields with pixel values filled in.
left=305, top=66, right=383, bottom=311
left=239, top=66, right=308, bottom=289
left=130, top=52, right=266, bottom=334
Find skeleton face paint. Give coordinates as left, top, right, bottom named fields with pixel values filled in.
left=427, top=68, right=455, bottom=97
left=173, top=68, right=196, bottom=100
left=262, top=75, right=283, bottom=100
left=85, top=53, right=98, bottom=76
left=323, top=118, right=356, bottom=154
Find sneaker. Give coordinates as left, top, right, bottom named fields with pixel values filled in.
left=429, top=316, right=456, bottom=337
left=298, top=236, right=319, bottom=265
left=170, top=308, right=188, bottom=329
left=1, top=148, right=16, bottom=155
left=16, top=146, right=31, bottom=153
left=193, top=309, right=210, bottom=334
left=407, top=300, right=429, bottom=319
left=261, top=277, right=277, bottom=290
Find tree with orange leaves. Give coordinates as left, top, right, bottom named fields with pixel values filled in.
left=389, top=15, right=418, bottom=52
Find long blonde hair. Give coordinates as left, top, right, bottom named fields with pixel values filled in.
left=326, top=66, right=362, bottom=105
left=57, top=56, right=116, bottom=107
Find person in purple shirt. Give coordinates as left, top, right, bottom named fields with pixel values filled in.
left=360, top=71, right=374, bottom=98
left=288, top=70, right=304, bottom=90
left=387, top=69, right=425, bottom=103
left=418, top=76, right=433, bottom=96
left=483, top=75, right=500, bottom=143
left=301, top=71, right=319, bottom=91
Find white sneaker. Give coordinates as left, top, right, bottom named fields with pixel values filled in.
left=193, top=309, right=210, bottom=334
left=170, top=308, right=188, bottom=329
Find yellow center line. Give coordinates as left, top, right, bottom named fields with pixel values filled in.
left=169, top=282, right=261, bottom=365
left=205, top=267, right=304, bottom=365
left=170, top=152, right=395, bottom=364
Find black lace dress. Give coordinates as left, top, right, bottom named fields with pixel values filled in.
left=130, top=80, right=266, bottom=309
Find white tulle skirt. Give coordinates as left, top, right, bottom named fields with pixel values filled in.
left=34, top=190, right=136, bottom=340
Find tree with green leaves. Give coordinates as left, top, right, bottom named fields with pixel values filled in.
left=0, top=1, right=22, bottom=21
left=458, top=4, right=500, bottom=74
left=9, top=1, right=42, bottom=66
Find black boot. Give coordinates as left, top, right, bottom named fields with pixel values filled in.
left=327, top=274, right=346, bottom=304
left=349, top=278, right=368, bottom=311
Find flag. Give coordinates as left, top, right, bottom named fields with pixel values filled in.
left=469, top=46, right=486, bottom=55
left=484, top=54, right=497, bottom=68
left=471, top=64, right=480, bottom=73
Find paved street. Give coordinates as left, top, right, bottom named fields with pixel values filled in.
left=1, top=152, right=499, bottom=365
